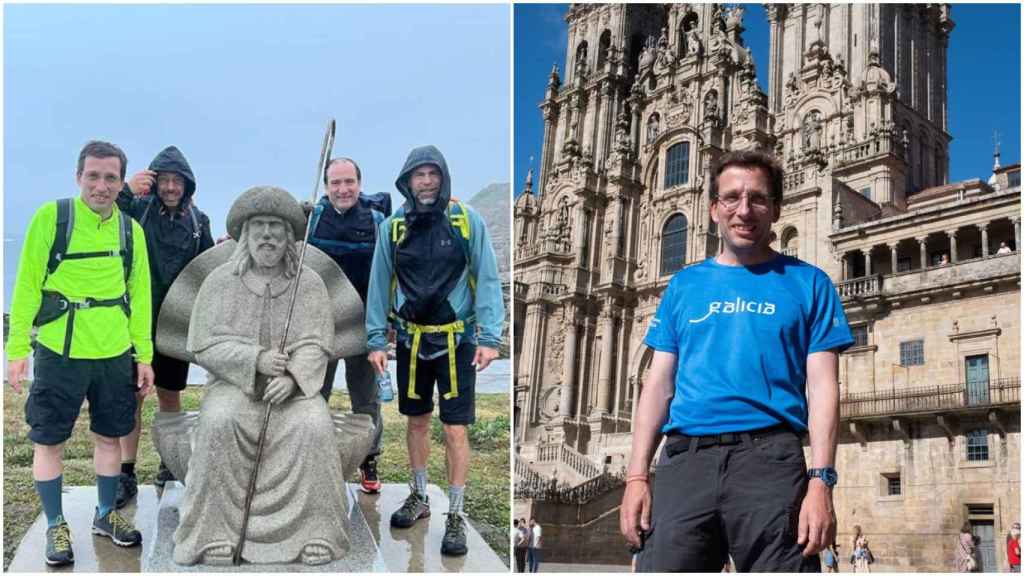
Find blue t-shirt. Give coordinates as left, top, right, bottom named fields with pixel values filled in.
left=644, top=254, right=854, bottom=435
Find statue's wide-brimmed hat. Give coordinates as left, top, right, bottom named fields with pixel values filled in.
left=226, top=185, right=307, bottom=240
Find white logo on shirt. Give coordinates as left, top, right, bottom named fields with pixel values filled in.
left=689, top=298, right=777, bottom=324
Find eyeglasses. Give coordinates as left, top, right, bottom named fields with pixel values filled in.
left=716, top=192, right=772, bottom=212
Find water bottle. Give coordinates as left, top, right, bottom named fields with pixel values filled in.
left=377, top=370, right=394, bottom=402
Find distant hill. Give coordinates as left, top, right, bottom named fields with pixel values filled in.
left=466, top=183, right=511, bottom=281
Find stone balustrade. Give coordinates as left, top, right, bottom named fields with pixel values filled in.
left=883, top=252, right=1019, bottom=295
left=837, top=274, right=882, bottom=300
left=841, top=377, right=1019, bottom=419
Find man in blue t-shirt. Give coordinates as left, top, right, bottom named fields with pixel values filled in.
left=619, top=150, right=853, bottom=572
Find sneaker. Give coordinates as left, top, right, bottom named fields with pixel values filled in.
left=154, top=462, right=176, bottom=489
left=115, top=472, right=138, bottom=509
left=390, top=489, right=430, bottom=528
left=45, top=519, right=74, bottom=566
left=92, top=508, right=142, bottom=547
left=359, top=457, right=382, bottom=494
left=440, top=513, right=468, bottom=556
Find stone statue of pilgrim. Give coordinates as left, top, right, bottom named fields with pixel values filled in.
left=171, top=186, right=352, bottom=566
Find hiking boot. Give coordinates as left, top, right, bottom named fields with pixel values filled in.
left=359, top=456, right=382, bottom=494
left=390, top=489, right=430, bottom=528
left=92, top=508, right=142, bottom=547
left=154, top=462, right=176, bottom=489
left=115, top=472, right=138, bottom=509
left=45, top=519, right=74, bottom=566
left=440, top=513, right=468, bottom=556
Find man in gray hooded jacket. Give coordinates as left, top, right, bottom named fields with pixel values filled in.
left=366, top=145, right=504, bottom=556
left=115, top=146, right=214, bottom=506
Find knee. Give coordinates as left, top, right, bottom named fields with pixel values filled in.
left=443, top=424, right=468, bottom=446
left=34, top=442, right=64, bottom=459
left=408, top=414, right=431, bottom=435
left=156, top=389, right=181, bottom=411
left=93, top=434, right=119, bottom=451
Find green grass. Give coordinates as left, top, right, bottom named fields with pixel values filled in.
left=3, top=385, right=510, bottom=570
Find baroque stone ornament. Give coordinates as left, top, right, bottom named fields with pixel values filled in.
left=153, top=186, right=374, bottom=567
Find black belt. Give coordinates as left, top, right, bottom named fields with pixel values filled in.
left=665, top=424, right=795, bottom=457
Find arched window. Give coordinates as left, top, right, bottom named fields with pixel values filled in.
left=575, top=41, right=589, bottom=73
left=597, top=30, right=611, bottom=71
left=661, top=214, right=688, bottom=275
left=782, top=227, right=799, bottom=257
left=664, top=142, right=690, bottom=188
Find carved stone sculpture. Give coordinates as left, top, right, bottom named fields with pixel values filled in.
left=152, top=186, right=373, bottom=567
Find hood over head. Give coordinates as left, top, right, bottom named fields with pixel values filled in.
left=395, top=145, right=451, bottom=213
left=148, top=145, right=197, bottom=200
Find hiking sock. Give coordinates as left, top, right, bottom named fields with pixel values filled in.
left=448, top=485, right=465, bottom=516
left=121, top=461, right=136, bottom=476
left=96, top=474, right=119, bottom=518
left=412, top=468, right=428, bottom=499
left=35, top=476, right=64, bottom=527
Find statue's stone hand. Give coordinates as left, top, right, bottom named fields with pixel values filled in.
left=256, top=350, right=288, bottom=376
left=263, top=374, right=297, bottom=405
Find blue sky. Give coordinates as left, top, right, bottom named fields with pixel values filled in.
left=514, top=4, right=1022, bottom=195
left=3, top=4, right=510, bottom=310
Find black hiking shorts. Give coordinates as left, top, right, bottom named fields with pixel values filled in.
left=396, top=341, right=476, bottom=425
left=152, top=350, right=189, bottom=392
left=636, top=427, right=821, bottom=572
left=25, top=345, right=137, bottom=445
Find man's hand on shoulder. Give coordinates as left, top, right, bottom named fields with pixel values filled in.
left=6, top=358, right=28, bottom=394
left=797, top=479, right=835, bottom=557
left=128, top=170, right=157, bottom=197
left=473, top=345, right=499, bottom=372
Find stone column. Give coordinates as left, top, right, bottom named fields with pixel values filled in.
left=538, top=103, right=559, bottom=197
left=560, top=313, right=578, bottom=420
left=840, top=254, right=848, bottom=281
left=575, top=316, right=591, bottom=419
left=1014, top=218, right=1021, bottom=251
left=947, top=230, right=958, bottom=263
left=862, top=248, right=873, bottom=276
left=978, top=223, right=989, bottom=257
left=889, top=243, right=899, bottom=272
left=595, top=310, right=615, bottom=416
left=519, top=304, right=543, bottom=443
left=917, top=236, right=928, bottom=269
left=595, top=81, right=612, bottom=166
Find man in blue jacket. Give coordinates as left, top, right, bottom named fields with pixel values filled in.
left=116, top=146, right=214, bottom=506
left=307, top=156, right=387, bottom=494
left=366, top=145, right=504, bottom=556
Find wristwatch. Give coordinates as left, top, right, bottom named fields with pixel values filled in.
left=807, top=467, right=838, bottom=487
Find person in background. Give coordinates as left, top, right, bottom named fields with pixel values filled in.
left=1007, top=522, right=1020, bottom=573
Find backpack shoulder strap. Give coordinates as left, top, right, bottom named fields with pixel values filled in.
left=46, top=198, right=74, bottom=277
left=119, top=209, right=133, bottom=287
left=308, top=202, right=325, bottom=241
left=188, top=204, right=201, bottom=254
left=446, top=200, right=475, bottom=294
left=138, top=195, right=156, bottom=227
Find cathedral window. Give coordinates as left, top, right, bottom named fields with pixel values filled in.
left=664, top=142, right=690, bottom=188
left=899, top=339, right=924, bottom=366
left=597, top=30, right=611, bottom=71
left=660, top=213, right=688, bottom=275
left=966, top=429, right=989, bottom=461
left=781, top=227, right=799, bottom=258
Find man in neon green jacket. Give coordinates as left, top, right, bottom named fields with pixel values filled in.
left=6, top=141, right=155, bottom=566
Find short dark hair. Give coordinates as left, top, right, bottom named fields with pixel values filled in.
left=324, top=157, right=362, bottom=185
left=77, top=140, right=127, bottom=180
left=709, top=150, right=784, bottom=205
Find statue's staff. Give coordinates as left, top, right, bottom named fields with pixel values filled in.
left=234, top=119, right=336, bottom=565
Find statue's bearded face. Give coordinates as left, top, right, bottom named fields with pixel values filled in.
left=246, top=215, right=289, bottom=269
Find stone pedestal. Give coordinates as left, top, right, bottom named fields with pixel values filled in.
left=7, top=484, right=508, bottom=573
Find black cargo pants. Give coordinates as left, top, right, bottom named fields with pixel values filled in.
left=636, top=428, right=820, bottom=572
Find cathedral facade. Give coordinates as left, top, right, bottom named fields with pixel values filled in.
left=513, top=4, right=1019, bottom=571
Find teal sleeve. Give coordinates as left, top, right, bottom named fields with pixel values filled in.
left=468, top=209, right=505, bottom=349
left=365, top=217, right=394, bottom=351
left=128, top=218, right=154, bottom=363
left=7, top=203, right=56, bottom=360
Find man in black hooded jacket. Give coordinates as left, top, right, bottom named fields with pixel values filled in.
left=115, top=146, right=214, bottom=506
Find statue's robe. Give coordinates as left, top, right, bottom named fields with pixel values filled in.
left=172, top=262, right=348, bottom=565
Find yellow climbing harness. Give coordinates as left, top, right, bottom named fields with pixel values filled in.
left=389, top=199, right=476, bottom=401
